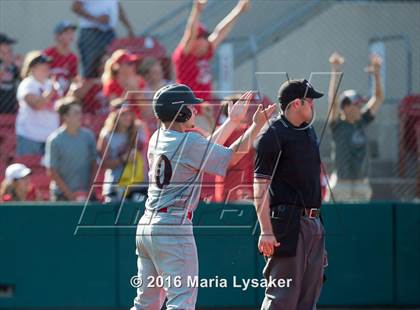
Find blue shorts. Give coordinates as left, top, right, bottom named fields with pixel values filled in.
left=16, top=135, right=45, bottom=156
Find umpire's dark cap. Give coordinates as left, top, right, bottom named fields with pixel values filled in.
left=278, top=79, right=323, bottom=105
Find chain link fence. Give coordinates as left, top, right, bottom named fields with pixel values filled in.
left=0, top=0, right=419, bottom=203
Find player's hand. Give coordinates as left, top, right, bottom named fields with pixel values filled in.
left=195, top=0, right=207, bottom=13
left=253, top=103, right=276, bottom=128
left=329, top=52, right=344, bottom=69
left=364, top=54, right=382, bottom=74
left=237, top=0, right=251, bottom=13
left=258, top=234, right=280, bottom=257
left=228, top=90, right=253, bottom=123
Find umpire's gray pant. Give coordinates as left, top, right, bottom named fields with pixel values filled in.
left=133, top=210, right=198, bottom=310
left=261, top=216, right=325, bottom=310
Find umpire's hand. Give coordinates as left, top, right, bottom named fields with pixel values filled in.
left=259, top=234, right=280, bottom=257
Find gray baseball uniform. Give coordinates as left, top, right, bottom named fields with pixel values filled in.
left=133, top=128, right=233, bottom=310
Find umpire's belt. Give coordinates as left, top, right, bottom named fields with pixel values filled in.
left=271, top=204, right=320, bottom=219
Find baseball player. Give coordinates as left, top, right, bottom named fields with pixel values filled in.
left=253, top=79, right=326, bottom=309
left=132, top=84, right=275, bottom=310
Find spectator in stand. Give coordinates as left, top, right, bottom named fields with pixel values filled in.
left=69, top=54, right=109, bottom=114
left=139, top=57, right=172, bottom=94
left=44, top=21, right=78, bottom=94
left=16, top=51, right=61, bottom=156
left=328, top=52, right=384, bottom=201
left=72, top=0, right=134, bottom=78
left=214, top=94, right=264, bottom=202
left=45, top=96, right=97, bottom=201
left=172, top=0, right=250, bottom=104
left=138, top=57, right=172, bottom=131
left=0, top=163, right=42, bottom=202
left=97, top=98, right=149, bottom=202
left=0, top=33, right=21, bottom=113
left=102, top=49, right=145, bottom=116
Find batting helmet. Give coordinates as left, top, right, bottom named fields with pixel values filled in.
left=153, top=84, right=203, bottom=123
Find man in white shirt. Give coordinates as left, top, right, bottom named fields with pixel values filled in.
left=72, top=0, right=134, bottom=78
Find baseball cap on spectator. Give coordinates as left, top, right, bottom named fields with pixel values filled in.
left=5, top=163, right=31, bottom=182
left=29, top=54, right=53, bottom=68
left=21, top=50, right=53, bottom=78
left=339, top=89, right=367, bottom=108
left=115, top=51, right=140, bottom=65
left=197, top=23, right=210, bottom=38
left=0, top=33, right=16, bottom=45
left=54, top=20, right=77, bottom=35
left=278, top=79, right=323, bottom=110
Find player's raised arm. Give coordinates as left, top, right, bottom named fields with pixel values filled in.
left=208, top=0, right=250, bottom=51
left=363, top=54, right=384, bottom=115
left=207, top=90, right=253, bottom=145
left=328, top=52, right=344, bottom=123
left=180, top=0, right=206, bottom=54
left=227, top=102, right=276, bottom=167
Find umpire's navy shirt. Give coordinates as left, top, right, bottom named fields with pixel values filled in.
left=254, top=115, right=322, bottom=208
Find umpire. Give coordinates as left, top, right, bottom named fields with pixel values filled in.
left=253, top=79, right=326, bottom=310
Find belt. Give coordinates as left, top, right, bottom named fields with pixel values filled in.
left=271, top=204, right=320, bottom=219
left=157, top=207, right=193, bottom=221
left=301, top=208, right=320, bottom=219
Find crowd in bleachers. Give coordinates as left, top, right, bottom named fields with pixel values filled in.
left=1, top=0, right=418, bottom=203
left=0, top=0, right=258, bottom=203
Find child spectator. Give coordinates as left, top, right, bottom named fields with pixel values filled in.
left=172, top=0, right=249, bottom=104
left=16, top=51, right=61, bottom=156
left=328, top=52, right=384, bottom=201
left=0, top=33, right=21, bottom=113
left=0, top=163, right=41, bottom=201
left=44, top=21, right=78, bottom=94
left=45, top=96, right=98, bottom=201
left=97, top=98, right=149, bottom=202
left=72, top=0, right=134, bottom=78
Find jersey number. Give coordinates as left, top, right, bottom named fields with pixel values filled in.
left=155, top=155, right=172, bottom=189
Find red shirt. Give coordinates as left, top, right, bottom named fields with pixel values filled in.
left=103, top=78, right=145, bottom=99
left=103, top=78, right=146, bottom=119
left=214, top=124, right=254, bottom=202
left=82, top=80, right=108, bottom=114
left=172, top=44, right=214, bottom=103
left=44, top=46, right=78, bottom=92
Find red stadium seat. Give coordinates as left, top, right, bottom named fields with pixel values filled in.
left=29, top=173, right=50, bottom=201
left=0, top=134, right=16, bottom=165
left=398, top=94, right=420, bottom=177
left=14, top=155, right=44, bottom=174
left=106, top=36, right=171, bottom=80
left=0, top=114, right=16, bottom=129
left=107, top=36, right=167, bottom=59
left=0, top=115, right=17, bottom=165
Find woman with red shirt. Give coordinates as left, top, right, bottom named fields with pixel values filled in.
left=102, top=49, right=145, bottom=118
